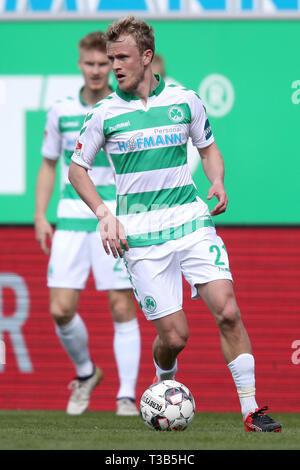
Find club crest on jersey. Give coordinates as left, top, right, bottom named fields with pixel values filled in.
left=168, top=105, right=185, bottom=123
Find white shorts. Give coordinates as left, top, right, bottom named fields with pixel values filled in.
left=124, top=227, right=233, bottom=321
left=47, top=230, right=131, bottom=291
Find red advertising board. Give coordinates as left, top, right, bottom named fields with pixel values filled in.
left=0, top=226, right=299, bottom=412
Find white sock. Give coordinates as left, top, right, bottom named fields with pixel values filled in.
left=228, top=353, right=258, bottom=419
left=154, top=358, right=178, bottom=382
left=113, top=318, right=141, bottom=400
left=55, top=313, right=94, bottom=378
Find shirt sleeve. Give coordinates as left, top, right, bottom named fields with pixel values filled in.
left=41, top=105, right=62, bottom=160
left=71, top=108, right=104, bottom=171
left=188, top=92, right=215, bottom=149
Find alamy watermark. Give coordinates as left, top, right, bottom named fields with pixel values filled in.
left=95, top=200, right=213, bottom=247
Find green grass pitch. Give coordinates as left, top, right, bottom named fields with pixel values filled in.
left=0, top=410, right=299, bottom=451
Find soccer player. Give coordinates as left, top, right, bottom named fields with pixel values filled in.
left=34, top=31, right=141, bottom=417
left=68, top=17, right=281, bottom=432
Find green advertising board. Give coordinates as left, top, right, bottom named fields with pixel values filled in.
left=0, top=20, right=299, bottom=225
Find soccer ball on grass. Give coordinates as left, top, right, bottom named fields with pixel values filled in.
left=140, top=380, right=195, bottom=431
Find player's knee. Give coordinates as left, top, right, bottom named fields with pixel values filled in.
left=112, top=305, right=135, bottom=323
left=50, top=299, right=75, bottom=326
left=164, top=331, right=188, bottom=355
left=109, top=290, right=136, bottom=323
left=215, top=299, right=241, bottom=331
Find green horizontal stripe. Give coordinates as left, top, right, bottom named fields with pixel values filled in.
left=110, top=143, right=187, bottom=175
left=94, top=151, right=111, bottom=167
left=103, top=103, right=191, bottom=137
left=117, top=184, right=198, bottom=216
left=59, top=115, right=85, bottom=133
left=127, top=217, right=214, bottom=247
left=62, top=183, right=116, bottom=201
left=56, top=218, right=98, bottom=232
left=63, top=150, right=110, bottom=167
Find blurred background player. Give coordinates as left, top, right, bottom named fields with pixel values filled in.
left=34, top=31, right=140, bottom=417
left=152, top=54, right=182, bottom=87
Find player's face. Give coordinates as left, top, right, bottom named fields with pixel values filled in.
left=78, top=49, right=111, bottom=92
left=107, top=34, right=147, bottom=94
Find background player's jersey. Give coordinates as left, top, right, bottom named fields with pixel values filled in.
left=72, top=75, right=215, bottom=246
left=42, top=90, right=116, bottom=232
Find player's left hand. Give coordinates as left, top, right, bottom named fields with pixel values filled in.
left=207, top=180, right=228, bottom=216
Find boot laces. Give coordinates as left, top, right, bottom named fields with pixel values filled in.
left=252, top=406, right=273, bottom=423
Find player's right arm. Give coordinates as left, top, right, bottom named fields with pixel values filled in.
left=34, top=105, right=61, bottom=255
left=69, top=109, right=129, bottom=259
left=34, top=158, right=57, bottom=255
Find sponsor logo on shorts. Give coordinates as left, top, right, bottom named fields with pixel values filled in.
left=218, top=266, right=231, bottom=273
left=144, top=296, right=157, bottom=313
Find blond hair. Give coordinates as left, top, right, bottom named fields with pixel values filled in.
left=106, top=15, right=155, bottom=57
left=79, top=31, right=107, bottom=53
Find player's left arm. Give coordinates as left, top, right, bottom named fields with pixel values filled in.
left=198, top=142, right=228, bottom=216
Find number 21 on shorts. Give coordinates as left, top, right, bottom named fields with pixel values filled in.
left=209, top=243, right=228, bottom=267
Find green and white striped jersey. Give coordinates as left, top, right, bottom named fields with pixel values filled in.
left=72, top=75, right=215, bottom=247
left=42, top=89, right=116, bottom=232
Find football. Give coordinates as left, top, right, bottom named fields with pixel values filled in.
left=140, top=380, right=195, bottom=431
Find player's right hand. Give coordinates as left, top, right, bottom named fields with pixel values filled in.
left=34, top=218, right=53, bottom=255
left=98, top=210, right=129, bottom=259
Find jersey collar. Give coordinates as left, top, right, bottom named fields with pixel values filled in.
left=116, top=74, right=165, bottom=102
left=79, top=87, right=89, bottom=107
left=79, top=86, right=114, bottom=107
